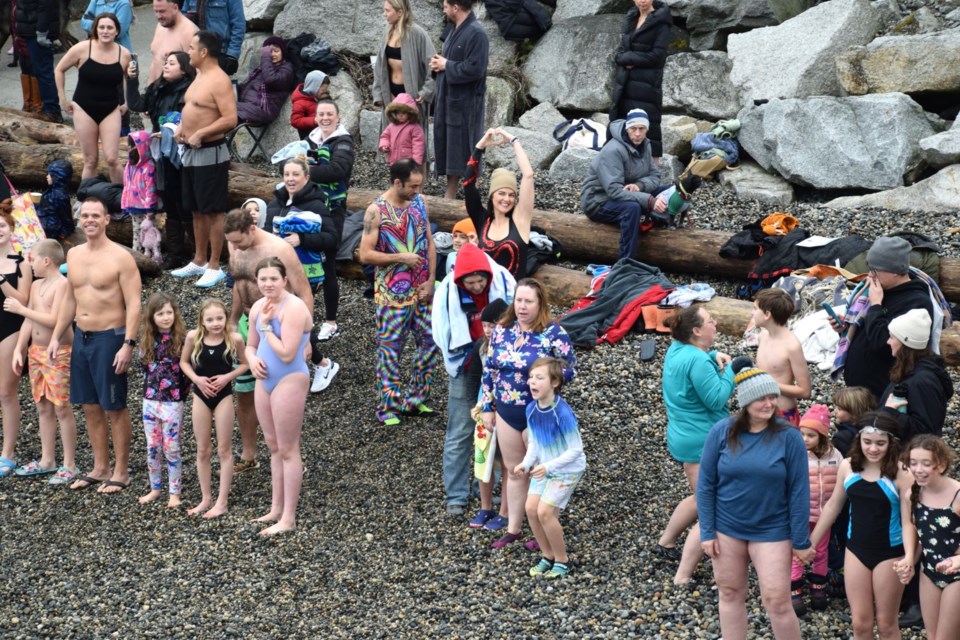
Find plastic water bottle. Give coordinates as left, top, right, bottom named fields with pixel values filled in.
left=891, top=384, right=909, bottom=414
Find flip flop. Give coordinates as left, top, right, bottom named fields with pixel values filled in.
left=639, top=338, right=656, bottom=362
left=70, top=475, right=104, bottom=491
left=0, top=456, right=15, bottom=478
left=99, top=480, right=129, bottom=494
left=14, top=460, right=57, bottom=477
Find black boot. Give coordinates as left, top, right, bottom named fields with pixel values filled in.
left=790, top=578, right=807, bottom=617
left=809, top=574, right=828, bottom=611
left=899, top=603, right=923, bottom=629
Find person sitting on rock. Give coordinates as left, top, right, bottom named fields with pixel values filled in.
left=579, top=108, right=667, bottom=261
left=236, top=36, right=295, bottom=125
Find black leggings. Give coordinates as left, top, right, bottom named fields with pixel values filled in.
left=320, top=255, right=339, bottom=321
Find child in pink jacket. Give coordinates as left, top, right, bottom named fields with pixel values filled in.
left=378, top=93, right=425, bottom=166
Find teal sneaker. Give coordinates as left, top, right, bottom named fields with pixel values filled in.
left=545, top=562, right=571, bottom=579
left=529, top=558, right=553, bottom=577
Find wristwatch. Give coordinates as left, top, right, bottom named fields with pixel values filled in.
left=123, top=339, right=136, bottom=347
left=0, top=275, right=6, bottom=285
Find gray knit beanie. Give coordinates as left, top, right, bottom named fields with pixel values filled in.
left=734, top=367, right=781, bottom=408
left=867, top=237, right=911, bottom=275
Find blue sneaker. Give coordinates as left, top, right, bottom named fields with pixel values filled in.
left=483, top=514, right=508, bottom=532
left=469, top=509, right=496, bottom=529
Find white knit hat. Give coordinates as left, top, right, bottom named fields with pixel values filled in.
left=888, top=308, right=932, bottom=350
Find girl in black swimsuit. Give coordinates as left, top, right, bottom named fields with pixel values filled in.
left=180, top=299, right=249, bottom=519
left=54, top=13, right=130, bottom=183
left=463, top=128, right=536, bottom=280
left=0, top=210, right=33, bottom=477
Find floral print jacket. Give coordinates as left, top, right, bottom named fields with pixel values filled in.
left=142, top=333, right=188, bottom=403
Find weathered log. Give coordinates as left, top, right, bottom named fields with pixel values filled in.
left=0, top=141, right=118, bottom=185
left=0, top=109, right=80, bottom=146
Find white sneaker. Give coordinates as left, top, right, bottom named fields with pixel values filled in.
left=195, top=268, right=226, bottom=288
left=171, top=261, right=207, bottom=277
left=310, top=360, right=340, bottom=393
left=317, top=322, right=340, bottom=341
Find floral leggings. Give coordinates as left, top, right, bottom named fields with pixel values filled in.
left=142, top=399, right=183, bottom=494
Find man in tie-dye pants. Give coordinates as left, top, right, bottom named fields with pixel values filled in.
left=358, top=159, right=441, bottom=426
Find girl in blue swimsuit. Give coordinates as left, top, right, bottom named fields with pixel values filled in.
left=180, top=299, right=249, bottom=519
left=245, top=257, right=312, bottom=537
left=804, top=412, right=917, bottom=640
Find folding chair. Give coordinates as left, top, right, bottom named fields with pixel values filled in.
left=227, top=122, right=269, bottom=162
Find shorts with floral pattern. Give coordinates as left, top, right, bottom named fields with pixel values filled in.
left=529, top=470, right=583, bottom=510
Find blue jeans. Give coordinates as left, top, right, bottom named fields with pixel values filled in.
left=26, top=38, right=59, bottom=116
left=587, top=199, right=646, bottom=260
left=442, top=370, right=481, bottom=506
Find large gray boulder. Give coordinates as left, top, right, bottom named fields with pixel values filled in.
left=486, top=127, right=560, bottom=171
left=554, top=0, right=632, bottom=21
left=518, top=102, right=566, bottom=137
left=738, top=93, right=936, bottom=190
left=824, top=165, right=960, bottom=213
left=474, top=5, right=519, bottom=74
left=274, top=0, right=443, bottom=56
left=718, top=161, right=795, bottom=205
left=836, top=29, right=960, bottom=95
left=661, top=115, right=712, bottom=158
left=727, top=0, right=879, bottom=103
left=359, top=109, right=383, bottom=153
left=548, top=147, right=599, bottom=182
left=484, top=77, right=517, bottom=130
left=238, top=33, right=269, bottom=78
left=920, top=119, right=960, bottom=170
left=659, top=154, right=686, bottom=184
left=244, top=0, right=290, bottom=23
left=665, top=0, right=776, bottom=33
left=661, top=52, right=739, bottom=120
left=523, top=15, right=621, bottom=112
left=329, top=73, right=363, bottom=137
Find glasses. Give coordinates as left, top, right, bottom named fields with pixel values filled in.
left=868, top=269, right=878, bottom=277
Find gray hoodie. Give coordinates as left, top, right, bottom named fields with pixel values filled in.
left=580, top=120, right=661, bottom=215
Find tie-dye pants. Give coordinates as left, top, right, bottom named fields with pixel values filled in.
left=142, top=399, right=183, bottom=494
left=375, top=302, right=441, bottom=422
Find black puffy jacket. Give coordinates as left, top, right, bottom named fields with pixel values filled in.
left=879, top=355, right=954, bottom=443
left=15, top=0, right=60, bottom=38
left=126, top=75, right=193, bottom=131
left=265, top=181, right=340, bottom=255
left=610, top=1, right=672, bottom=156
left=484, top=0, right=555, bottom=42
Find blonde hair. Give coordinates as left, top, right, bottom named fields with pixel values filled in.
left=141, top=293, right=186, bottom=365
left=191, top=299, right=237, bottom=366
left=385, top=0, right=413, bottom=45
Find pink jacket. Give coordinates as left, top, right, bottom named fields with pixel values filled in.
left=379, top=93, right=425, bottom=165
left=808, top=448, right=843, bottom=522
left=121, top=130, right=158, bottom=213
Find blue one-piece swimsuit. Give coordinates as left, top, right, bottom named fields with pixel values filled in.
left=255, top=299, right=310, bottom=393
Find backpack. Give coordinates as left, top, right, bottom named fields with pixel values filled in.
left=484, top=0, right=554, bottom=42
left=526, top=225, right=563, bottom=275
left=553, top=119, right=606, bottom=151
left=286, top=33, right=340, bottom=83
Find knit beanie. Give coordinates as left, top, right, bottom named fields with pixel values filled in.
left=264, top=36, right=287, bottom=51
left=799, top=404, right=831, bottom=437
left=452, top=218, right=477, bottom=237
left=625, top=108, right=650, bottom=130
left=481, top=298, right=509, bottom=324
left=488, top=168, right=517, bottom=198
left=867, top=236, right=911, bottom=275
left=734, top=367, right=781, bottom=408
left=888, top=308, right=932, bottom=350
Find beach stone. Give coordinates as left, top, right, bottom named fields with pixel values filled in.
left=661, top=115, right=712, bottom=158
left=475, top=5, right=519, bottom=74
left=920, top=119, right=960, bottom=169
left=718, top=161, right=795, bottom=205
left=359, top=109, right=383, bottom=153
left=329, top=72, right=363, bottom=137
left=523, top=15, right=621, bottom=112
left=836, top=28, right=960, bottom=95
left=484, top=77, right=517, bottom=130
left=486, top=127, right=560, bottom=171
left=554, top=0, right=632, bottom=20
left=738, top=93, right=935, bottom=190
left=244, top=0, right=289, bottom=23
left=518, top=103, right=566, bottom=137
left=824, top=165, right=960, bottom=213
left=237, top=33, right=269, bottom=78
left=661, top=51, right=739, bottom=120
left=548, top=147, right=599, bottom=181
left=727, top=0, right=879, bottom=103
left=665, top=0, right=777, bottom=33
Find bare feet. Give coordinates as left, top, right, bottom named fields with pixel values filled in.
left=139, top=489, right=163, bottom=504
left=188, top=500, right=211, bottom=515
left=254, top=511, right=281, bottom=523
left=259, top=521, right=295, bottom=536
left=167, top=494, right=182, bottom=509
left=203, top=502, right=228, bottom=519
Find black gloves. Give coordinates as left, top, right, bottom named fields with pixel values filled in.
left=220, top=55, right=239, bottom=76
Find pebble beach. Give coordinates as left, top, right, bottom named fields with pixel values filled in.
left=0, top=152, right=955, bottom=639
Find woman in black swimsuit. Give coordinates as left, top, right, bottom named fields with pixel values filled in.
left=0, top=209, right=33, bottom=477
left=54, top=13, right=131, bottom=184
left=463, top=127, right=535, bottom=280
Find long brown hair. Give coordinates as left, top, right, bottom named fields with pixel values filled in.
left=889, top=345, right=933, bottom=383
left=849, top=411, right=902, bottom=479
left=726, top=408, right=786, bottom=452
left=141, top=293, right=186, bottom=365
left=903, top=434, right=957, bottom=523
left=499, top=278, right=552, bottom=333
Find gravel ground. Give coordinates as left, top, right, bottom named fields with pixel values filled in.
left=0, top=152, right=954, bottom=639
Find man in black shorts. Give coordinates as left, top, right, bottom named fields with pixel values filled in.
left=171, top=30, right=237, bottom=288
left=49, top=198, right=142, bottom=493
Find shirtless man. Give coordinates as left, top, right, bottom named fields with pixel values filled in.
left=147, top=0, right=197, bottom=85
left=224, top=209, right=313, bottom=472
left=49, top=198, right=141, bottom=493
left=171, top=30, right=237, bottom=289
left=751, top=288, right=811, bottom=425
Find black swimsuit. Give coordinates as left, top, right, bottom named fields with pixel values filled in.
left=915, top=488, right=960, bottom=589
left=73, top=41, right=123, bottom=124
left=0, top=255, right=24, bottom=342
left=385, top=44, right=404, bottom=98
left=192, top=340, right=234, bottom=411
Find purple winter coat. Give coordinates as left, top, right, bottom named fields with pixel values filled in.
left=237, top=46, right=296, bottom=124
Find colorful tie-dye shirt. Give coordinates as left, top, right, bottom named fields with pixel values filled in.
left=373, top=194, right=431, bottom=308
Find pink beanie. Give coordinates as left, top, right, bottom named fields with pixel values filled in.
left=799, top=404, right=831, bottom=437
